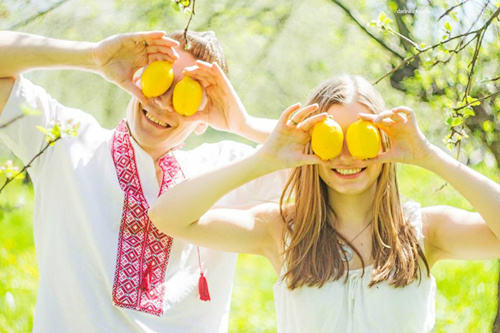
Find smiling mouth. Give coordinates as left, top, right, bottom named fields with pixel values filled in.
left=333, top=168, right=366, bottom=176
left=143, top=110, right=171, bottom=128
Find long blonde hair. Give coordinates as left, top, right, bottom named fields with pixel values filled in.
left=280, top=75, right=429, bottom=290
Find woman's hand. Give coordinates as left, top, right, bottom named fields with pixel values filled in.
left=358, top=107, right=435, bottom=166
left=92, top=31, right=179, bottom=105
left=256, top=103, right=329, bottom=170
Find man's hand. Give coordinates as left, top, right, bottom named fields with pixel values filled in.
left=92, top=31, right=179, bottom=105
left=183, top=60, right=246, bottom=133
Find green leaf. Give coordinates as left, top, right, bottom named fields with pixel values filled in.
left=171, top=2, right=180, bottom=12
left=466, top=96, right=481, bottom=106
left=463, top=107, right=475, bottom=117
left=451, top=117, right=463, bottom=126
left=445, top=117, right=453, bottom=125
left=483, top=120, right=494, bottom=132
left=36, top=126, right=49, bottom=136
left=446, top=143, right=454, bottom=151
left=378, top=12, right=387, bottom=23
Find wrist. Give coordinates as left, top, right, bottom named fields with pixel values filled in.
left=252, top=148, right=284, bottom=175
left=86, top=42, right=102, bottom=73
left=227, top=103, right=250, bottom=134
left=415, top=144, right=454, bottom=171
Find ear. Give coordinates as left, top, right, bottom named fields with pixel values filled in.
left=194, top=122, right=208, bottom=135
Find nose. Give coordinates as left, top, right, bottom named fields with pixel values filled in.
left=156, top=88, right=175, bottom=113
left=338, top=138, right=354, bottom=162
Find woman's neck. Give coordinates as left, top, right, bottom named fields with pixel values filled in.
left=328, top=183, right=377, bottom=228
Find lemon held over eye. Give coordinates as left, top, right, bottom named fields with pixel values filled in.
left=141, top=61, right=174, bottom=98
left=173, top=76, right=203, bottom=116
left=346, top=120, right=381, bottom=160
left=311, top=117, right=344, bottom=161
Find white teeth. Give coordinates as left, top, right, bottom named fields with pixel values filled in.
left=335, top=168, right=362, bottom=175
left=145, top=112, right=168, bottom=127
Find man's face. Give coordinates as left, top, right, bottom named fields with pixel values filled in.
left=126, top=49, right=207, bottom=159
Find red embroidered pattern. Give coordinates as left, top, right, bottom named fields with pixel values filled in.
left=111, top=119, right=185, bottom=316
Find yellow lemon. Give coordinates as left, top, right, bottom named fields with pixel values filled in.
left=311, top=117, right=344, bottom=160
left=173, top=76, right=203, bottom=116
left=141, top=61, right=174, bottom=98
left=346, top=120, right=381, bottom=160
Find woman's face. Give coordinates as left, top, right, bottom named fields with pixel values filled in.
left=318, top=102, right=384, bottom=196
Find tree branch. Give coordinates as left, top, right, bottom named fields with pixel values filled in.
left=8, top=0, right=73, bottom=30
left=183, top=0, right=197, bottom=50
left=0, top=138, right=60, bottom=194
left=373, top=6, right=500, bottom=85
left=329, top=0, right=405, bottom=61
left=454, top=90, right=500, bottom=112
left=464, top=30, right=485, bottom=98
left=0, top=115, right=24, bottom=130
left=438, top=0, right=470, bottom=21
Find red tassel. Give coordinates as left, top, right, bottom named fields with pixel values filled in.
left=141, top=262, right=153, bottom=292
left=198, top=273, right=211, bottom=301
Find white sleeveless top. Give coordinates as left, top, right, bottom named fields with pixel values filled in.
left=273, top=202, right=436, bottom=333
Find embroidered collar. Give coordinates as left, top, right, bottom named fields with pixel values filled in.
left=110, top=119, right=186, bottom=316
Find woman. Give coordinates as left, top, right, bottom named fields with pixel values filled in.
left=149, top=75, right=500, bottom=332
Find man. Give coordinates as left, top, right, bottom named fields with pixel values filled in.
left=0, top=30, right=284, bottom=332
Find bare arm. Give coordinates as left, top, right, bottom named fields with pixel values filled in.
left=182, top=61, right=276, bottom=144
left=148, top=104, right=327, bottom=261
left=0, top=31, right=97, bottom=78
left=149, top=147, right=283, bottom=257
left=419, top=147, right=500, bottom=266
left=0, top=31, right=179, bottom=115
left=360, top=108, right=500, bottom=266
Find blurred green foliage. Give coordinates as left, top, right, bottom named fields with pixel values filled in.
left=1, top=0, right=499, bottom=332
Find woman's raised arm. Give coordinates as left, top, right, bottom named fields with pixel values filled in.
left=360, top=107, right=500, bottom=265
left=148, top=103, right=327, bottom=256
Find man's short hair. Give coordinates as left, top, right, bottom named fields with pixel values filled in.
left=168, top=30, right=228, bottom=75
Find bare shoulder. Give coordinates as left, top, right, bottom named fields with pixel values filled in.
left=421, top=205, right=488, bottom=265
left=0, top=77, right=16, bottom=115
left=421, top=205, right=466, bottom=239
left=251, top=202, right=287, bottom=234
left=421, top=205, right=481, bottom=227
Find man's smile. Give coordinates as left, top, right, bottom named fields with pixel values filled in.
left=143, top=109, right=171, bottom=128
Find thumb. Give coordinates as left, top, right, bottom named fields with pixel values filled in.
left=299, top=153, right=329, bottom=166
left=123, top=81, right=148, bottom=105
left=362, top=151, right=393, bottom=165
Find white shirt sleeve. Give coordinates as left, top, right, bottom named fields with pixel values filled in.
left=176, top=140, right=289, bottom=208
left=0, top=76, right=103, bottom=169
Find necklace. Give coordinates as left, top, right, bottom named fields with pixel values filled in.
left=338, top=220, right=373, bottom=262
